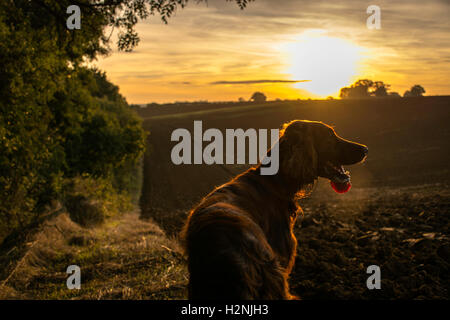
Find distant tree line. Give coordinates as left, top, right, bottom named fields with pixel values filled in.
left=340, top=80, right=425, bottom=99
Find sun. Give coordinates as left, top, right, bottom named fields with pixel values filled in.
left=280, top=32, right=366, bottom=97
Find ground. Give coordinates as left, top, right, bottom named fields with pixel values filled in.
left=293, top=182, right=449, bottom=299
left=1, top=97, right=449, bottom=299
left=0, top=211, right=187, bottom=299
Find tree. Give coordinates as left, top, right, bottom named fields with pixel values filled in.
left=373, top=81, right=390, bottom=97
left=404, top=85, right=425, bottom=97
left=250, top=92, right=267, bottom=103
left=0, top=0, right=255, bottom=240
left=340, top=79, right=373, bottom=98
left=340, top=79, right=391, bottom=98
left=20, top=0, right=255, bottom=56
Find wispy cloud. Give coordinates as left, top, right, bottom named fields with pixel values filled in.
left=210, top=79, right=310, bottom=85
left=169, top=81, right=192, bottom=85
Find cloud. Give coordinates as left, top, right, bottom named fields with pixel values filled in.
left=169, top=81, right=192, bottom=85
left=96, top=0, right=450, bottom=103
left=210, top=79, right=310, bottom=85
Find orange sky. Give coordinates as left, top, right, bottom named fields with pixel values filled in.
left=95, top=0, right=450, bottom=104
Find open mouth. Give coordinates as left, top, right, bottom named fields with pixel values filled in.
left=321, top=161, right=352, bottom=193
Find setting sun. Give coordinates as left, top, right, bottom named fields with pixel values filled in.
left=281, top=32, right=366, bottom=98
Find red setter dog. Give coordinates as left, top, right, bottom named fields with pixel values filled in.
left=181, top=120, right=368, bottom=299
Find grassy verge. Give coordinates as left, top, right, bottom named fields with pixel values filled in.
left=0, top=153, right=188, bottom=300
left=0, top=210, right=187, bottom=299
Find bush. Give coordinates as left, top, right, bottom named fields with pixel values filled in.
left=0, top=2, right=147, bottom=243
left=65, top=194, right=106, bottom=227
left=0, top=65, right=146, bottom=241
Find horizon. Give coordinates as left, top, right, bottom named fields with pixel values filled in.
left=132, top=94, right=450, bottom=106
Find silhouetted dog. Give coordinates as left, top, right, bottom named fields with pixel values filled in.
left=182, top=120, right=368, bottom=299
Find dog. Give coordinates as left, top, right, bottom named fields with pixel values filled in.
left=181, top=120, right=368, bottom=299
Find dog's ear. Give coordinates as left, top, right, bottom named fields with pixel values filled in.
left=279, top=121, right=318, bottom=185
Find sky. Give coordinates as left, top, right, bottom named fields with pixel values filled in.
left=95, top=0, right=450, bottom=104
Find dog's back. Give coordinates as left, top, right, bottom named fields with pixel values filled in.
left=181, top=166, right=299, bottom=299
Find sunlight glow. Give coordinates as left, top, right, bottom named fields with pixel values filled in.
left=281, top=31, right=366, bottom=97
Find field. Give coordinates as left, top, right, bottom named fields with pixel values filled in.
left=138, top=97, right=450, bottom=299
left=1, top=97, right=448, bottom=299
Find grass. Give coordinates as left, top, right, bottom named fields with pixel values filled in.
left=0, top=210, right=188, bottom=300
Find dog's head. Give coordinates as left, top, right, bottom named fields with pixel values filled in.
left=278, top=120, right=368, bottom=193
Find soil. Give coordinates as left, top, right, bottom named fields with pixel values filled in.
left=292, top=182, right=449, bottom=299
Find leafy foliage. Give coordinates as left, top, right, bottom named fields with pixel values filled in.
left=339, top=79, right=392, bottom=99
left=404, top=85, right=426, bottom=97
left=0, top=0, right=253, bottom=241
left=250, top=92, right=267, bottom=103
left=0, top=2, right=142, bottom=240
left=10, top=0, right=254, bottom=55
left=340, top=80, right=426, bottom=99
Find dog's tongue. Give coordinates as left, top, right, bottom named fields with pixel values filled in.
left=330, top=180, right=351, bottom=193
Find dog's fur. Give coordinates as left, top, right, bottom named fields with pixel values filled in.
left=181, top=120, right=368, bottom=299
